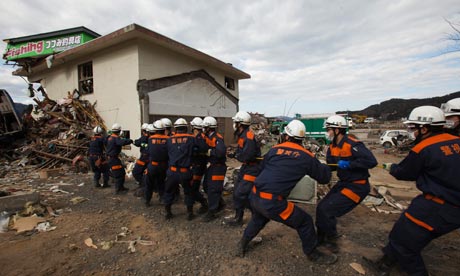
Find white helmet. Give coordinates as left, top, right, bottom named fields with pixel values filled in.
left=190, top=117, right=203, bottom=129
left=141, top=123, right=149, bottom=130
left=284, top=120, right=306, bottom=140
left=111, top=123, right=122, bottom=131
left=153, top=120, right=165, bottom=130
left=441, top=98, right=460, bottom=117
left=93, top=126, right=103, bottom=134
left=146, top=124, right=155, bottom=132
left=232, top=111, right=251, bottom=125
left=202, top=116, right=217, bottom=128
left=404, top=106, right=445, bottom=126
left=174, top=118, right=188, bottom=127
left=161, top=118, right=172, bottom=128
left=324, top=115, right=348, bottom=129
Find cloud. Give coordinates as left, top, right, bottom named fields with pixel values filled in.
left=1, top=0, right=459, bottom=116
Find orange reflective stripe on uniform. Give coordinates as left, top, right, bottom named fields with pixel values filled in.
left=412, top=133, right=459, bottom=154
left=136, top=160, right=146, bottom=166
left=238, top=137, right=244, bottom=148
left=404, top=212, right=434, bottom=231
left=193, top=175, right=203, bottom=181
left=424, top=194, right=445, bottom=205
left=112, top=165, right=122, bottom=170
left=329, top=142, right=352, bottom=157
left=151, top=161, right=159, bottom=166
left=341, top=188, right=360, bottom=203
left=252, top=186, right=283, bottom=201
left=212, top=175, right=225, bottom=181
left=243, top=174, right=256, bottom=182
left=170, top=166, right=188, bottom=172
left=247, top=130, right=255, bottom=140
left=352, top=179, right=367, bottom=185
left=279, top=201, right=294, bottom=220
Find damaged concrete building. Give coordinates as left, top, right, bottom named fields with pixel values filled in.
left=3, top=24, right=250, bottom=155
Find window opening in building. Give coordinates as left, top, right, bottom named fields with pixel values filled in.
left=225, top=77, right=235, bottom=90
left=78, top=62, right=94, bottom=94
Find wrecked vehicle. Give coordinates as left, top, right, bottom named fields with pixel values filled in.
left=0, top=89, right=23, bottom=143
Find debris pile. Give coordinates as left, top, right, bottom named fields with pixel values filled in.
left=1, top=91, right=107, bottom=178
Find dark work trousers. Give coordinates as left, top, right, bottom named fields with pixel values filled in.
left=88, top=155, right=109, bottom=184
left=316, top=180, right=370, bottom=237
left=132, top=154, right=149, bottom=184
left=203, top=164, right=227, bottom=211
left=383, top=195, right=460, bottom=275
left=243, top=193, right=317, bottom=255
left=144, top=161, right=167, bottom=204
left=233, top=163, right=260, bottom=211
left=108, top=156, right=126, bottom=191
left=191, top=162, right=207, bottom=205
left=163, top=168, right=193, bottom=207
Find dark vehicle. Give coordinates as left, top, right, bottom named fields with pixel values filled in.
left=0, top=89, right=24, bottom=143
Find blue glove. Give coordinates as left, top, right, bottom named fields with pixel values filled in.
left=337, top=160, right=351, bottom=169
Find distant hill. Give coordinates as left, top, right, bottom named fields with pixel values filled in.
left=338, top=91, right=460, bottom=120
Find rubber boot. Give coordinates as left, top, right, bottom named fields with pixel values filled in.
left=317, top=232, right=339, bottom=253
left=217, top=197, right=226, bottom=212
left=363, top=254, right=395, bottom=276
left=202, top=210, right=217, bottom=222
left=236, top=237, right=251, bottom=257
left=187, top=206, right=195, bottom=221
left=307, top=248, right=337, bottom=265
left=165, top=205, right=173, bottom=220
left=197, top=200, right=208, bottom=214
left=102, top=180, right=110, bottom=188
left=227, top=209, right=244, bottom=227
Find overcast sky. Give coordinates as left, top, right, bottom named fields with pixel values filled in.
left=1, top=0, right=460, bottom=117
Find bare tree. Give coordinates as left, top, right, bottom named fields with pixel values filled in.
left=445, top=19, right=460, bottom=53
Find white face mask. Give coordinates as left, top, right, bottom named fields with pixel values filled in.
left=233, top=123, right=237, bottom=131
left=325, top=130, right=334, bottom=141
left=445, top=119, right=459, bottom=129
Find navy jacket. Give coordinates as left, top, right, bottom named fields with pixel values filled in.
left=147, top=134, right=169, bottom=163
left=88, top=135, right=105, bottom=155
left=255, top=141, right=331, bottom=198
left=326, top=135, right=377, bottom=182
left=167, top=133, right=195, bottom=168
left=390, top=133, right=460, bottom=206
left=235, top=128, right=261, bottom=163
left=134, top=134, right=149, bottom=155
left=206, top=131, right=226, bottom=164
left=192, top=131, right=209, bottom=164
left=106, top=134, right=131, bottom=157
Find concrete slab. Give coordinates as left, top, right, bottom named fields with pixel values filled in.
left=0, top=191, right=40, bottom=212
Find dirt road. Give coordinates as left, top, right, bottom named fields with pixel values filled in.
left=1, top=151, right=459, bottom=276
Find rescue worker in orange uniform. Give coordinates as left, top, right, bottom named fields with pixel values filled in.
left=164, top=118, right=196, bottom=220
left=132, top=123, right=150, bottom=196
left=237, top=120, right=336, bottom=264
left=190, top=117, right=209, bottom=214
left=144, top=121, right=169, bottom=206
left=88, top=126, right=110, bottom=188
left=316, top=115, right=377, bottom=252
left=369, top=106, right=460, bottom=276
left=441, top=98, right=460, bottom=136
left=106, top=123, right=133, bottom=194
left=201, top=116, right=227, bottom=222
left=227, top=111, right=261, bottom=226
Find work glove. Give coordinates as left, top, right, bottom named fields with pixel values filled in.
left=128, top=139, right=134, bottom=144
left=206, top=149, right=212, bottom=157
left=337, top=160, right=351, bottom=170
left=382, top=163, right=393, bottom=171
left=227, top=152, right=235, bottom=158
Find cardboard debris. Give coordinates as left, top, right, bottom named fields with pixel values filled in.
left=350, top=262, right=366, bottom=274
left=12, top=215, right=46, bottom=233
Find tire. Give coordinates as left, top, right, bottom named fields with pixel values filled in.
left=382, top=142, right=392, bottom=149
left=316, top=138, right=326, bottom=146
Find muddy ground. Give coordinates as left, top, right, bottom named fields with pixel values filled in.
left=1, top=149, right=459, bottom=276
